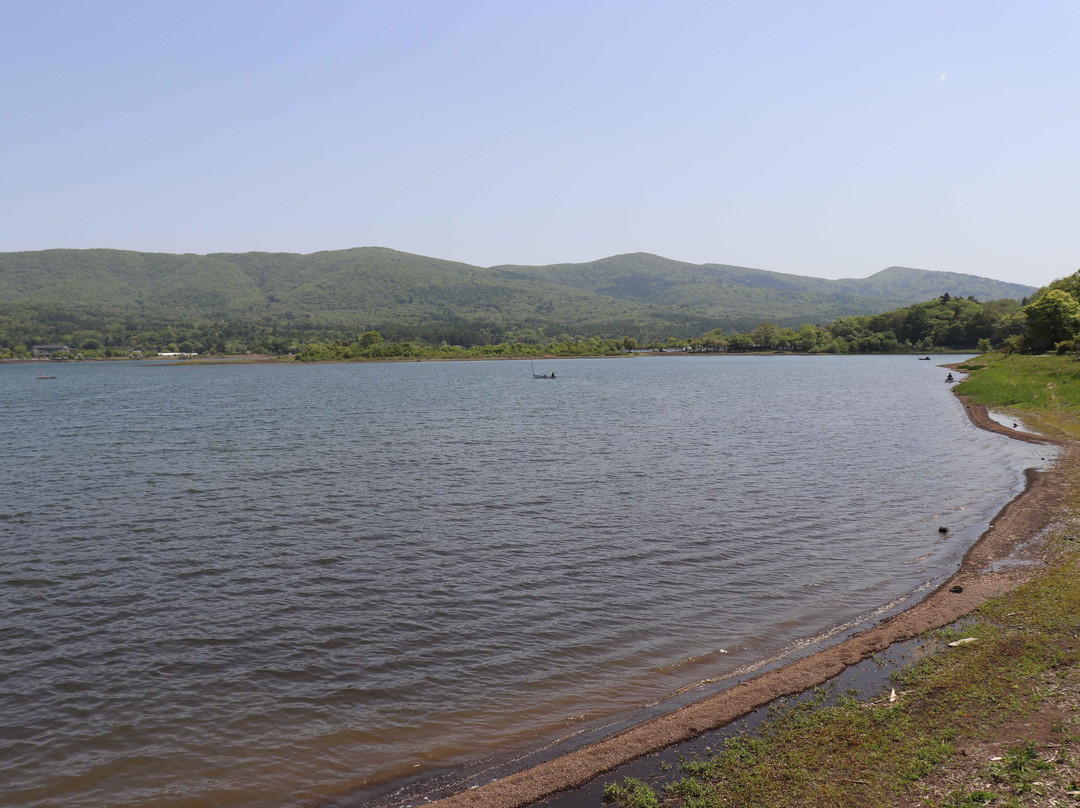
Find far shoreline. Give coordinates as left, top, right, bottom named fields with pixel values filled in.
left=408, top=395, right=1069, bottom=808
left=1, top=349, right=977, bottom=367
left=173, top=349, right=975, bottom=366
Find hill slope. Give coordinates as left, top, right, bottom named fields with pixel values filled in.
left=833, top=265, right=1036, bottom=303
left=0, top=248, right=1036, bottom=339
left=492, top=253, right=1035, bottom=329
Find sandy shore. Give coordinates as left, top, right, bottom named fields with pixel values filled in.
left=422, top=398, right=1071, bottom=808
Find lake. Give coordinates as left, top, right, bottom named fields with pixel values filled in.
left=0, top=355, right=1052, bottom=807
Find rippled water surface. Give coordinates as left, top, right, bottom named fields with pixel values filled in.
left=0, top=356, right=1052, bottom=807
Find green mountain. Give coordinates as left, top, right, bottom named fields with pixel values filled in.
left=0, top=247, right=1036, bottom=342
left=492, top=253, right=1036, bottom=330
left=831, top=265, right=1037, bottom=303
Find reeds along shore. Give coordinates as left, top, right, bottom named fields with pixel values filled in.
left=420, top=377, right=1073, bottom=808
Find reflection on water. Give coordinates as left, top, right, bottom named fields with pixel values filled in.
left=0, top=355, right=1051, bottom=807
left=986, top=409, right=1033, bottom=434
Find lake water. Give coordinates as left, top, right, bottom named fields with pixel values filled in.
left=0, top=355, right=1053, bottom=807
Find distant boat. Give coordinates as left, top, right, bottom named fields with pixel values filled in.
left=37, top=374, right=57, bottom=379
left=530, top=360, right=557, bottom=380
left=918, top=356, right=932, bottom=360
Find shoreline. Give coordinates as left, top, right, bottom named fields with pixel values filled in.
left=418, top=396, right=1071, bottom=808
left=1, top=350, right=973, bottom=366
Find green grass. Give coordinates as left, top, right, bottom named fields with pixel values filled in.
left=604, top=778, right=663, bottom=808
left=955, top=353, right=1080, bottom=432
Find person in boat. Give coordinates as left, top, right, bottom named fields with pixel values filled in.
left=550, top=371, right=555, bottom=378
left=945, top=373, right=954, bottom=382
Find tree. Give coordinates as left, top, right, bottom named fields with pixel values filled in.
left=1023, top=289, right=1080, bottom=349
left=794, top=324, right=823, bottom=353
left=902, top=307, right=932, bottom=343
left=1045, top=269, right=1080, bottom=301
left=751, top=322, right=779, bottom=349
left=358, top=330, right=383, bottom=347
left=727, top=333, right=754, bottom=351
left=696, top=330, right=726, bottom=352
left=829, top=316, right=870, bottom=341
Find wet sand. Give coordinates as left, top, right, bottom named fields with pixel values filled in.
left=423, top=398, right=1071, bottom=808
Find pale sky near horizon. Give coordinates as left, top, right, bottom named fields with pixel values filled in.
left=1, top=1, right=1076, bottom=287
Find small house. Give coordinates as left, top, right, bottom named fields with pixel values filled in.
left=31, top=344, right=72, bottom=358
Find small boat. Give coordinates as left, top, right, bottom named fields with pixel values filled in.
left=530, top=360, right=557, bottom=379
left=37, top=374, right=57, bottom=380
left=918, top=356, right=931, bottom=360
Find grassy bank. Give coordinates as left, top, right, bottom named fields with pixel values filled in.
left=954, top=353, right=1080, bottom=433
left=603, top=353, right=1080, bottom=808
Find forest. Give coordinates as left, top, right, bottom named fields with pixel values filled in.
left=0, top=247, right=1039, bottom=359
left=5, top=271, right=1075, bottom=362
left=0, top=293, right=1034, bottom=360
left=289, top=293, right=1032, bottom=362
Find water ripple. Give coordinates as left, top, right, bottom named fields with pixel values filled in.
left=0, top=355, right=1052, bottom=808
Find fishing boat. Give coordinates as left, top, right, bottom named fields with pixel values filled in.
left=37, top=374, right=57, bottom=380
left=530, top=360, right=557, bottom=379
left=918, top=356, right=931, bottom=360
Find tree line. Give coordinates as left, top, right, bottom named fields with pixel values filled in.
left=4, top=276, right=1075, bottom=360
left=680, top=294, right=1025, bottom=354
left=293, top=293, right=1032, bottom=361
left=0, top=303, right=665, bottom=359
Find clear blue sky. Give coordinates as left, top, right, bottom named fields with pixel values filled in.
left=2, top=1, right=1076, bottom=287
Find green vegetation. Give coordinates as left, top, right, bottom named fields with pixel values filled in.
left=0, top=248, right=717, bottom=352
left=239, top=292, right=1030, bottom=362
left=684, top=294, right=1023, bottom=354
left=600, top=348, right=1080, bottom=808
left=955, top=353, right=1080, bottom=423
left=984, top=268, right=1080, bottom=355
left=0, top=248, right=1035, bottom=358
left=0, top=303, right=343, bottom=358
left=495, top=254, right=1035, bottom=331
left=604, top=778, right=662, bottom=808
left=1023, top=289, right=1080, bottom=350
left=0, top=291, right=1033, bottom=360
left=294, top=335, right=638, bottom=362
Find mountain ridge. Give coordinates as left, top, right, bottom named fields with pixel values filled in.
left=0, top=247, right=1037, bottom=339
